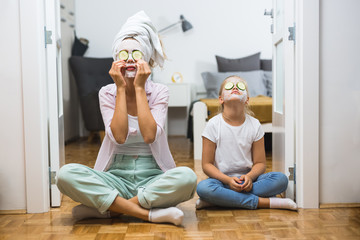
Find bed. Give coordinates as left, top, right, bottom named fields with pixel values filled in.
left=191, top=53, right=273, bottom=159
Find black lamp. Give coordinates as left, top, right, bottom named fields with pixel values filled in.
left=158, top=15, right=193, bottom=34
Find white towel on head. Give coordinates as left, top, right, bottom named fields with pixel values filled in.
left=112, top=10, right=165, bottom=68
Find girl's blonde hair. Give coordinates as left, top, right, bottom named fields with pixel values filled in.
left=218, top=75, right=254, bottom=116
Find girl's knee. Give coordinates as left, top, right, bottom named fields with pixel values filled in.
left=273, top=172, right=289, bottom=190
left=196, top=179, right=218, bottom=198
left=196, top=180, right=207, bottom=197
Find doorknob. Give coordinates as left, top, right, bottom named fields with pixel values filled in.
left=264, top=9, right=273, bottom=18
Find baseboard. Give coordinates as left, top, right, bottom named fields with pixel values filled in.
left=320, top=203, right=360, bottom=208
left=0, top=209, right=26, bottom=215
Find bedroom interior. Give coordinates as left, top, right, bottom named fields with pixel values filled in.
left=190, top=52, right=274, bottom=159
left=64, top=0, right=274, bottom=149
left=69, top=0, right=273, bottom=139
left=1, top=0, right=359, bottom=239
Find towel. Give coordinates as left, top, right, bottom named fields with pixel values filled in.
left=112, top=11, right=165, bottom=68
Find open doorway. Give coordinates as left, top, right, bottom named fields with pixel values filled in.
left=56, top=0, right=296, bottom=208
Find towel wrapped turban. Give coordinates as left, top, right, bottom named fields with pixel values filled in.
left=112, top=11, right=165, bottom=68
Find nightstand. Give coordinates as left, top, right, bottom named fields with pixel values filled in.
left=165, top=83, right=190, bottom=136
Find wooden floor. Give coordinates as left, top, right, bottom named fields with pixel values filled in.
left=1, top=137, right=359, bottom=240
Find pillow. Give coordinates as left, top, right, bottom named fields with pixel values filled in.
left=263, top=71, right=272, bottom=97
left=260, top=59, right=272, bottom=71
left=215, top=52, right=261, bottom=72
left=201, top=70, right=267, bottom=98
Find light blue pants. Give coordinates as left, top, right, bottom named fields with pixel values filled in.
left=56, top=155, right=197, bottom=214
left=196, top=172, right=288, bottom=209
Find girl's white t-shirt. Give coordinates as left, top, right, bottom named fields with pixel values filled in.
left=202, top=113, right=264, bottom=177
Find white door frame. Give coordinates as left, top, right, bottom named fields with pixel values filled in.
left=272, top=0, right=296, bottom=201
left=294, top=0, right=320, bottom=208
left=19, top=0, right=321, bottom=212
left=20, top=0, right=50, bottom=213
left=45, top=0, right=65, bottom=207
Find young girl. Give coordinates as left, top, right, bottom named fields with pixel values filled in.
left=196, top=76, right=297, bottom=210
left=56, top=11, right=197, bottom=226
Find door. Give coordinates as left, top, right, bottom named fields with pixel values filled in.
left=45, top=0, right=65, bottom=207
left=271, top=0, right=296, bottom=200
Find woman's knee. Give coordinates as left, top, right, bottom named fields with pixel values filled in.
left=171, top=166, right=197, bottom=189
left=139, top=167, right=197, bottom=208
left=56, top=163, right=84, bottom=189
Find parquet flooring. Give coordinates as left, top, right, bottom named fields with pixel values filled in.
left=1, top=136, right=359, bottom=240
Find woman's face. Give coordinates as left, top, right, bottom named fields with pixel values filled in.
left=117, top=39, right=146, bottom=78
left=117, top=38, right=145, bottom=61
left=221, top=77, right=248, bottom=103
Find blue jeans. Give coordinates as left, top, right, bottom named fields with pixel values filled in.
left=196, top=172, right=288, bottom=209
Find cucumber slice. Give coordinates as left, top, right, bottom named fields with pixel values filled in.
left=224, top=82, right=234, bottom=90
left=132, top=50, right=143, bottom=60
left=119, top=50, right=129, bottom=61
left=237, top=82, right=246, bottom=90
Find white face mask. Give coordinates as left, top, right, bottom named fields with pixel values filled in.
left=222, top=79, right=248, bottom=103
left=117, top=39, right=147, bottom=78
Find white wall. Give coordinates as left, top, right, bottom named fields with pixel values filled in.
left=0, top=0, right=26, bottom=211
left=319, top=0, right=360, bottom=204
left=75, top=0, right=272, bottom=135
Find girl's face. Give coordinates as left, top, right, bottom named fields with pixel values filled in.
left=220, top=77, right=248, bottom=103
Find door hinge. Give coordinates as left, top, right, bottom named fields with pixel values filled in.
left=50, top=171, right=56, bottom=185
left=264, top=9, right=273, bottom=18
left=288, top=164, right=296, bottom=184
left=264, top=9, right=274, bottom=34
left=44, top=27, right=53, bottom=47
left=288, top=24, right=296, bottom=43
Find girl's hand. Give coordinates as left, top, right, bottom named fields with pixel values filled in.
left=109, top=60, right=126, bottom=88
left=239, top=175, right=253, bottom=192
left=227, top=176, right=244, bottom=192
left=134, top=59, right=151, bottom=89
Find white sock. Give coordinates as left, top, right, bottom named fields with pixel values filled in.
left=72, top=204, right=111, bottom=221
left=148, top=207, right=184, bottom=226
left=269, top=198, right=297, bottom=210
left=195, top=198, right=214, bottom=210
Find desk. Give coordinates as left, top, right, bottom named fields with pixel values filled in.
left=165, top=83, right=190, bottom=136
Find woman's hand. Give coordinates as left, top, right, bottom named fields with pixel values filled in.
left=109, top=60, right=126, bottom=88
left=227, top=176, right=244, bottom=192
left=239, top=175, right=253, bottom=192
left=134, top=59, right=151, bottom=89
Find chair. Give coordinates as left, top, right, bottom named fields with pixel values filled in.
left=69, top=56, right=114, bottom=141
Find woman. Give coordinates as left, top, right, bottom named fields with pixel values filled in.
left=56, top=11, right=197, bottom=226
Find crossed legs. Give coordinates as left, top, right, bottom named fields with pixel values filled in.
left=56, top=164, right=197, bottom=225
